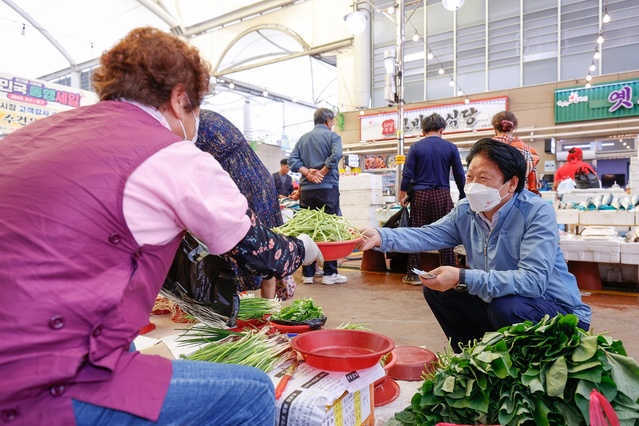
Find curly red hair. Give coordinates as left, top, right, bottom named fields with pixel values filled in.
left=92, top=27, right=211, bottom=110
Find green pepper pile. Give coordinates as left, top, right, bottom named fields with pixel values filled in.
left=272, top=208, right=360, bottom=242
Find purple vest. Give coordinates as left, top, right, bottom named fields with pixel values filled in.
left=0, top=101, right=184, bottom=425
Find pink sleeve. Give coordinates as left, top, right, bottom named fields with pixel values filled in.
left=123, top=142, right=250, bottom=254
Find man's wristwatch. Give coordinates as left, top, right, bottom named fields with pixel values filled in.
left=454, top=268, right=468, bottom=292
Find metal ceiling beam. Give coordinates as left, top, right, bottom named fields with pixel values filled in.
left=136, top=0, right=186, bottom=35
left=212, top=38, right=352, bottom=78
left=2, top=0, right=77, bottom=68
left=184, top=0, right=303, bottom=37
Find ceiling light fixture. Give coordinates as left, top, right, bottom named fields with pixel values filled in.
left=413, top=31, right=419, bottom=42
left=464, top=97, right=470, bottom=104
left=262, top=88, right=268, bottom=97
left=449, top=79, right=455, bottom=87
left=343, top=10, right=368, bottom=35
left=387, top=6, right=395, bottom=15
left=594, top=48, right=601, bottom=59
left=597, top=32, right=604, bottom=44
left=586, top=74, right=592, bottom=82
left=228, top=82, right=235, bottom=89
left=602, top=6, right=610, bottom=23
left=427, top=49, right=434, bottom=60
left=438, top=67, right=444, bottom=75
left=585, top=82, right=591, bottom=89
left=21, top=23, right=25, bottom=36
left=589, top=62, right=596, bottom=72
left=442, top=0, right=465, bottom=11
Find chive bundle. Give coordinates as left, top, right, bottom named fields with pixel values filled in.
left=180, top=327, right=292, bottom=372
left=272, top=208, right=361, bottom=242
left=237, top=295, right=281, bottom=320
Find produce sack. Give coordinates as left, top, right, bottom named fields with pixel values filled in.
left=163, top=232, right=240, bottom=326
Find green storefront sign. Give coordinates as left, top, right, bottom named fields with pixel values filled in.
left=554, top=80, right=639, bottom=123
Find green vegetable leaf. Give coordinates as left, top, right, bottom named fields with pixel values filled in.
left=545, top=356, right=568, bottom=398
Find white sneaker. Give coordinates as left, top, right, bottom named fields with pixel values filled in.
left=322, top=273, right=347, bottom=285
left=302, top=276, right=314, bottom=284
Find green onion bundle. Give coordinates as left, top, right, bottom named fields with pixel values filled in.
left=237, top=295, right=281, bottom=320
left=337, top=322, right=372, bottom=331
left=272, top=208, right=361, bottom=242
left=181, top=327, right=292, bottom=372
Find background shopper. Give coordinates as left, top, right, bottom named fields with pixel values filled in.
left=399, top=113, right=466, bottom=285
left=492, top=111, right=541, bottom=195
left=553, top=147, right=598, bottom=190
left=288, top=107, right=347, bottom=285
left=272, top=158, right=296, bottom=199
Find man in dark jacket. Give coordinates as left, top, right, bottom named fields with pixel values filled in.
left=272, top=158, right=295, bottom=199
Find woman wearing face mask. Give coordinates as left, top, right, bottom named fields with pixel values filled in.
left=356, top=138, right=591, bottom=351
left=0, top=27, right=322, bottom=426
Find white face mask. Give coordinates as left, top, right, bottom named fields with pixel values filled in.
left=464, top=181, right=509, bottom=212
left=178, top=94, right=199, bottom=143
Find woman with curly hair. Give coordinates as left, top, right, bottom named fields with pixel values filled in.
left=0, top=27, right=320, bottom=425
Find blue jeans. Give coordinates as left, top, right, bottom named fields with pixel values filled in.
left=73, top=360, right=276, bottom=426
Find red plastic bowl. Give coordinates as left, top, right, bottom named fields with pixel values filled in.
left=235, top=314, right=270, bottom=329
left=387, top=346, right=437, bottom=381
left=291, top=329, right=395, bottom=371
left=268, top=321, right=313, bottom=334
left=316, top=237, right=362, bottom=261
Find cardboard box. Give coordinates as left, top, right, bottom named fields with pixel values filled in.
left=270, top=361, right=383, bottom=426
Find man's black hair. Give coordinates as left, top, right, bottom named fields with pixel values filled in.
left=421, top=113, right=447, bottom=133
left=466, top=138, right=526, bottom=193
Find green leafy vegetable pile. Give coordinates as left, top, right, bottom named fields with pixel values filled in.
left=391, top=314, right=639, bottom=426
left=272, top=207, right=360, bottom=242
left=270, top=298, right=324, bottom=322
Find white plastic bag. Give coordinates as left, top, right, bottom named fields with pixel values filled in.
left=557, top=178, right=576, bottom=196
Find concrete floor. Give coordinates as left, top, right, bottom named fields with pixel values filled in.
left=289, top=260, right=639, bottom=425
left=291, top=265, right=639, bottom=361
left=145, top=258, right=639, bottom=425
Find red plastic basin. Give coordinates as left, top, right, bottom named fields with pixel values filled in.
left=316, top=238, right=362, bottom=261
left=291, top=329, right=395, bottom=372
